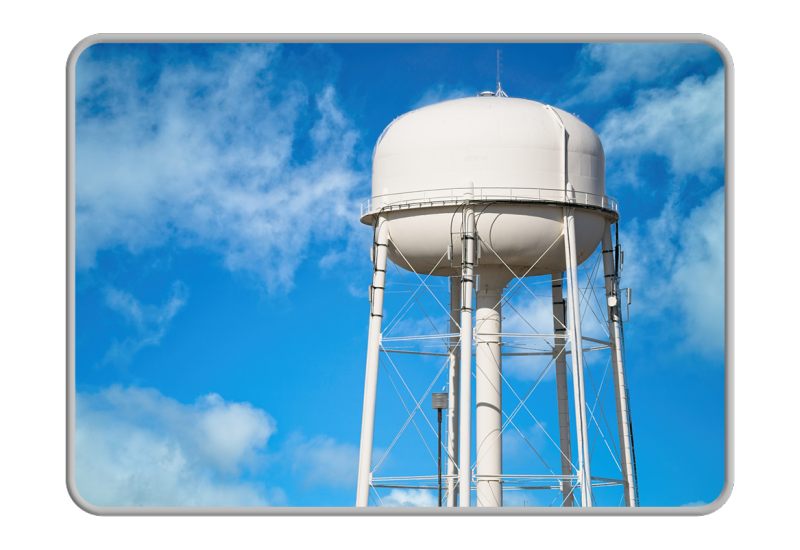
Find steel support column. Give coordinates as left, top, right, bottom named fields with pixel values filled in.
left=447, top=276, right=460, bottom=506
left=356, top=215, right=389, bottom=507
left=563, top=207, right=593, bottom=507
left=551, top=273, right=574, bottom=507
left=458, top=206, right=475, bottom=507
left=602, top=222, right=637, bottom=507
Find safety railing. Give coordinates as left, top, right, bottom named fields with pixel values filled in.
left=360, top=186, right=618, bottom=218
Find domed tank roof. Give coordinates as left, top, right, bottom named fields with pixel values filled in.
left=372, top=96, right=605, bottom=200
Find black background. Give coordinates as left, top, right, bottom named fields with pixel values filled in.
left=0, top=34, right=800, bottom=515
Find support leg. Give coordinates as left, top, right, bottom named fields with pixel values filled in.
left=447, top=276, right=460, bottom=507
left=458, top=207, right=475, bottom=507
left=602, top=222, right=637, bottom=507
left=356, top=215, right=389, bottom=507
left=563, top=207, right=593, bottom=507
left=552, top=273, right=574, bottom=507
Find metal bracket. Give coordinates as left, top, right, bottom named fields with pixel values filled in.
left=620, top=288, right=631, bottom=322
left=450, top=230, right=481, bottom=268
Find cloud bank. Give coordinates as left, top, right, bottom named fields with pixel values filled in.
left=680, top=500, right=709, bottom=507
left=599, top=68, right=725, bottom=185
left=75, top=386, right=279, bottom=507
left=285, top=433, right=359, bottom=489
left=411, top=84, right=477, bottom=109
left=379, top=488, right=437, bottom=507
left=76, top=44, right=367, bottom=291
left=622, top=187, right=725, bottom=356
left=566, top=43, right=720, bottom=105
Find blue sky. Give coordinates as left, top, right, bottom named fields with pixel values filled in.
left=73, top=41, right=725, bottom=508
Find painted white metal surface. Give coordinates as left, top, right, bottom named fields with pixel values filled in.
left=364, top=96, right=614, bottom=278
left=447, top=276, right=460, bottom=507
left=602, top=223, right=637, bottom=507
left=362, top=97, right=617, bottom=276
left=355, top=215, right=389, bottom=507
left=458, top=206, right=475, bottom=507
left=564, top=208, right=593, bottom=506
left=357, top=92, right=637, bottom=508
left=372, top=97, right=604, bottom=200
left=474, top=268, right=512, bottom=507
left=382, top=204, right=607, bottom=277
left=551, top=273, right=575, bottom=507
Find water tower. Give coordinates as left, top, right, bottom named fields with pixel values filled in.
left=355, top=89, right=638, bottom=508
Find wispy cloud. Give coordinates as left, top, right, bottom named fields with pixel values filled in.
left=411, top=83, right=476, bottom=109
left=564, top=43, right=719, bottom=106
left=503, top=292, right=559, bottom=382
left=503, top=421, right=551, bottom=461
left=75, top=386, right=280, bottom=507
left=76, top=44, right=367, bottom=291
left=599, top=68, right=725, bottom=186
left=379, top=488, right=437, bottom=507
left=622, top=187, right=725, bottom=357
left=102, top=281, right=188, bottom=367
left=680, top=500, right=709, bottom=507
left=284, top=433, right=359, bottom=489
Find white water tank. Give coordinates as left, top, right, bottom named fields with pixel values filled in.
left=360, top=96, right=617, bottom=276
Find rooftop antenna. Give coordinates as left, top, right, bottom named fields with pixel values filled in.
left=496, top=49, right=508, bottom=97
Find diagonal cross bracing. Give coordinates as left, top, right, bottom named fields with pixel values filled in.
left=470, top=343, right=576, bottom=474
left=477, top=234, right=568, bottom=332
left=378, top=358, right=438, bottom=468
left=382, top=250, right=451, bottom=337
left=388, top=239, right=460, bottom=331
left=371, top=349, right=452, bottom=475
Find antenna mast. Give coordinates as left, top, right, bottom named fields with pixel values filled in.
left=496, top=49, right=508, bottom=97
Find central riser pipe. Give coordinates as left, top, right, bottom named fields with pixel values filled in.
left=475, top=273, right=506, bottom=507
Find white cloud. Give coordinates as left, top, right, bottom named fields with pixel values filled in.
left=411, top=84, right=476, bottom=109
left=669, top=189, right=726, bottom=353
left=680, top=500, right=709, bottom=507
left=503, top=354, right=554, bottom=385
left=502, top=490, right=542, bottom=507
left=503, top=421, right=551, bottom=462
left=599, top=68, right=725, bottom=184
left=565, top=43, right=719, bottom=105
left=75, top=386, right=280, bottom=507
left=622, top=187, right=725, bottom=357
left=379, top=488, right=437, bottom=507
left=102, top=281, right=188, bottom=366
left=348, top=282, right=368, bottom=299
left=285, top=433, right=359, bottom=489
left=503, top=289, right=557, bottom=336
left=76, top=45, right=367, bottom=291
left=503, top=286, right=570, bottom=382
